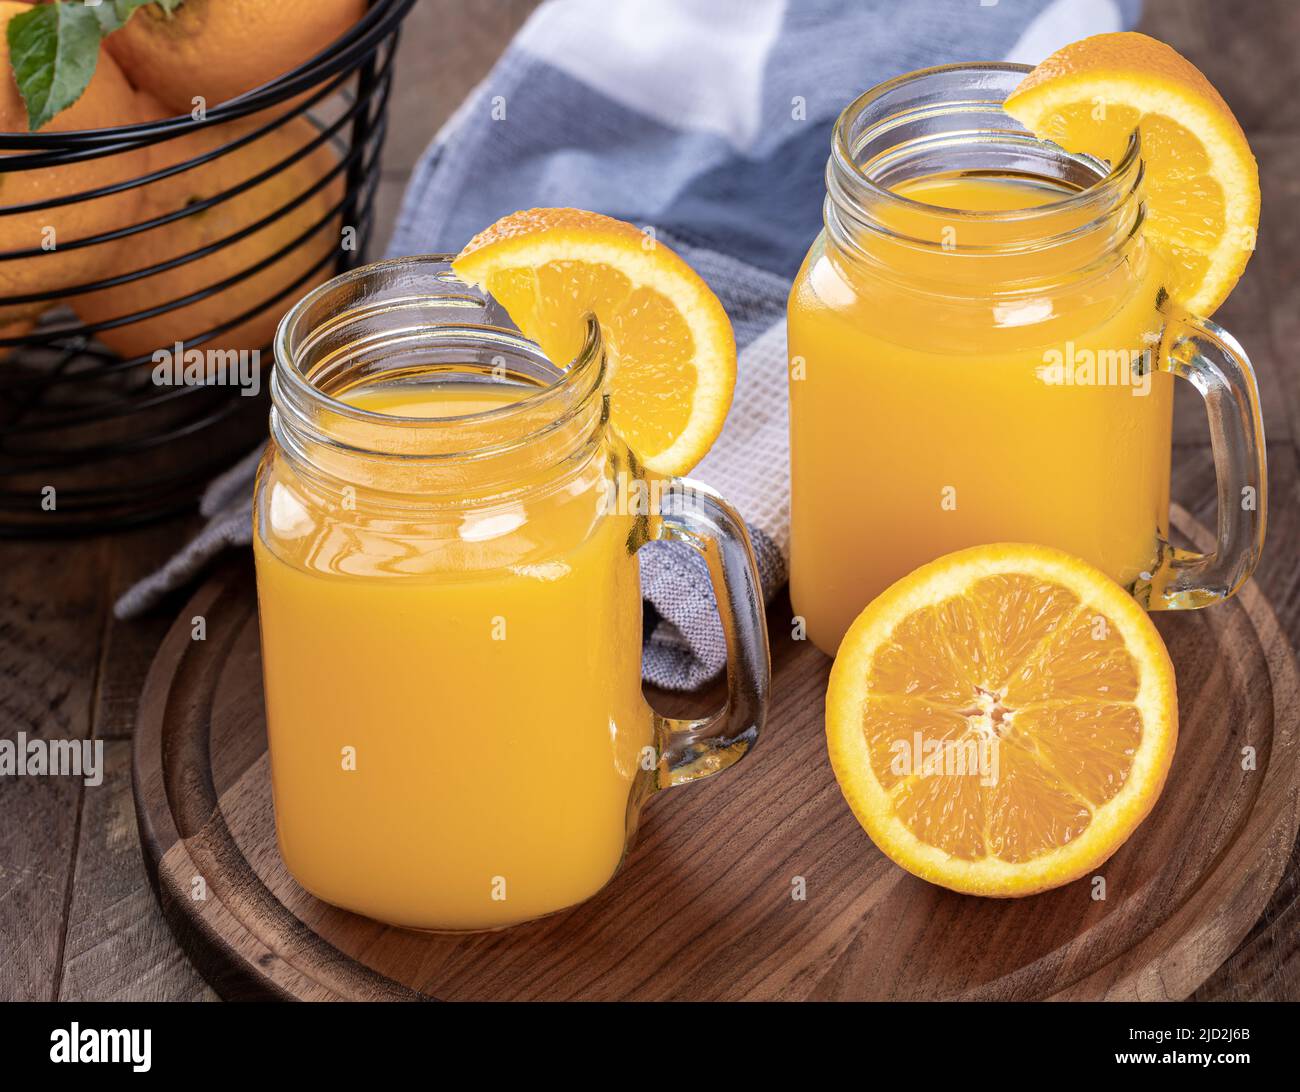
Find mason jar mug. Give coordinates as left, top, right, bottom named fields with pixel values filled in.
left=787, top=63, right=1267, bottom=655
left=254, top=257, right=769, bottom=931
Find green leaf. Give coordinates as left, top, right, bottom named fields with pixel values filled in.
left=113, top=1, right=183, bottom=27
left=7, top=1, right=105, bottom=131
left=4, top=0, right=183, bottom=131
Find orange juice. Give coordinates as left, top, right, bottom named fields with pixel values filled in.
left=254, top=381, right=654, bottom=931
left=788, top=171, right=1172, bottom=654
left=256, top=255, right=770, bottom=932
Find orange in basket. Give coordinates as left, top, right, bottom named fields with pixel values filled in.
left=74, top=96, right=344, bottom=362
left=106, top=0, right=367, bottom=115
left=0, top=1, right=150, bottom=325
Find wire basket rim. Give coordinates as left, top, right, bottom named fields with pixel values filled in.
left=0, top=0, right=415, bottom=151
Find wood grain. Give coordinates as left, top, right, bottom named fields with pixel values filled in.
left=58, top=742, right=216, bottom=1001
left=1249, top=132, right=1300, bottom=450
left=1190, top=443, right=1300, bottom=1000
left=129, top=506, right=1300, bottom=1001
left=92, top=522, right=201, bottom=740
left=372, top=0, right=540, bottom=249
left=0, top=0, right=541, bottom=1002
left=1138, top=0, right=1300, bottom=133
left=0, top=539, right=107, bottom=1000
left=1142, top=1, right=1300, bottom=691
left=2, top=0, right=1298, bottom=1003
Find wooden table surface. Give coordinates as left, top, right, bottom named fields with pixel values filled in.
left=1, top=0, right=1297, bottom=1002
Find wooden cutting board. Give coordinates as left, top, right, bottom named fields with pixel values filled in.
left=132, top=505, right=1300, bottom=1000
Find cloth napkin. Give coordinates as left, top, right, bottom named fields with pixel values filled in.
left=116, top=0, right=1140, bottom=690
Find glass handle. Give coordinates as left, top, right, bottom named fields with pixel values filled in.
left=650, top=479, right=770, bottom=788
left=1146, top=305, right=1268, bottom=609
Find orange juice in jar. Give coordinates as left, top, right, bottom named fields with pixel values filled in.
left=255, top=259, right=768, bottom=931
left=788, top=64, right=1266, bottom=655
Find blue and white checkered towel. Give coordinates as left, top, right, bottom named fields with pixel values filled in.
left=119, top=0, right=1141, bottom=689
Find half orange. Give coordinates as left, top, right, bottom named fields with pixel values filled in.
left=826, top=543, right=1178, bottom=897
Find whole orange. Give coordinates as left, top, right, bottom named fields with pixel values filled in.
left=0, top=1, right=149, bottom=324
left=106, top=0, right=368, bottom=115
left=73, top=94, right=345, bottom=361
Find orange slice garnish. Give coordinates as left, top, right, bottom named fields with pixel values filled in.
left=453, top=208, right=735, bottom=475
left=1005, top=31, right=1260, bottom=315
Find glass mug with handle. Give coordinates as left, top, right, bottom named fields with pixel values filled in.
left=254, top=257, right=769, bottom=931
left=787, top=64, right=1267, bottom=655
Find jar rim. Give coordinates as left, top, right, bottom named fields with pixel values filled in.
left=271, top=254, right=605, bottom=461
left=831, top=60, right=1142, bottom=228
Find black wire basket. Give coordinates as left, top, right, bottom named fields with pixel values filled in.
left=0, top=0, right=415, bottom=536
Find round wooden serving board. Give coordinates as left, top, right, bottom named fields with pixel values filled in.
left=133, top=506, right=1300, bottom=1001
